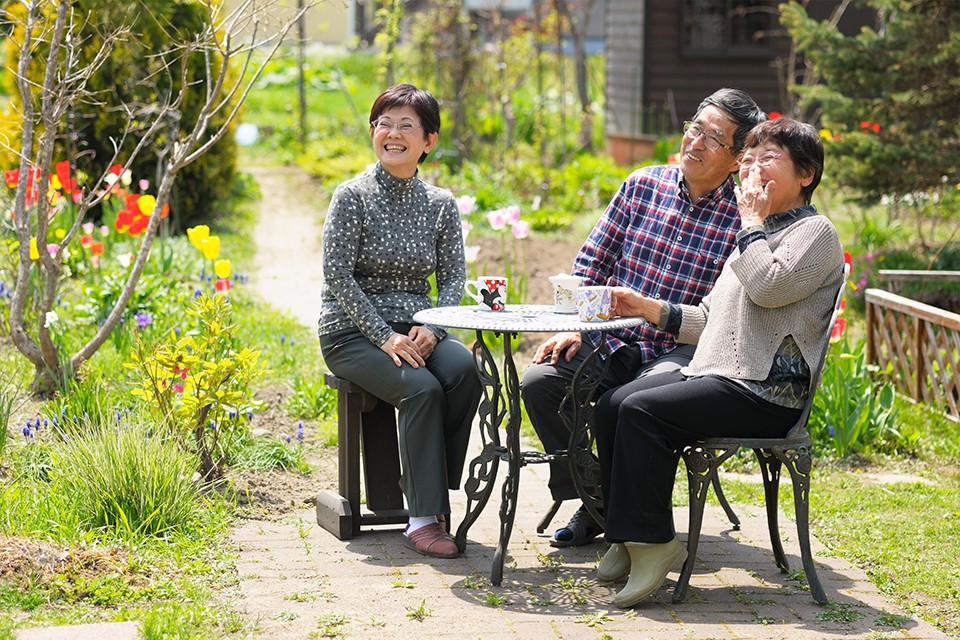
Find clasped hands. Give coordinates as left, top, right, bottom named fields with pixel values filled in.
left=380, top=325, right=437, bottom=368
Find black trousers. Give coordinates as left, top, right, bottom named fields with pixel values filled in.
left=320, top=323, right=481, bottom=517
left=594, top=370, right=800, bottom=543
left=520, top=343, right=696, bottom=501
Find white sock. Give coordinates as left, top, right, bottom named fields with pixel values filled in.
left=405, top=515, right=438, bottom=535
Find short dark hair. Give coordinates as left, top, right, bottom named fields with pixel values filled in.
left=744, top=118, right=825, bottom=204
left=369, top=84, right=441, bottom=164
left=696, top=88, right=767, bottom=153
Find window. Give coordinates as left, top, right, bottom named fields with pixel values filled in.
left=682, top=0, right=775, bottom=56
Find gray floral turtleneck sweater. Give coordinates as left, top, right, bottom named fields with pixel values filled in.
left=318, top=162, right=466, bottom=346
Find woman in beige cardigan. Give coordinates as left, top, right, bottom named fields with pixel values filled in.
left=593, top=117, right=844, bottom=608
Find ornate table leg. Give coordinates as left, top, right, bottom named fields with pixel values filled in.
left=454, top=330, right=505, bottom=556
left=560, top=331, right=611, bottom=528
left=491, top=331, right=522, bottom=586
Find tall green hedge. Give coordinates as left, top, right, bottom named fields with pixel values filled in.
left=2, top=0, right=238, bottom=230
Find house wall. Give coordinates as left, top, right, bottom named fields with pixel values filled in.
left=642, top=0, right=790, bottom=129
left=604, top=0, right=652, bottom=166
left=220, top=0, right=352, bottom=45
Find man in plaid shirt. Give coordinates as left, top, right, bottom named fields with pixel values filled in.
left=521, top=88, right=767, bottom=548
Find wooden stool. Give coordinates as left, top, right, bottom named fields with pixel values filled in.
left=315, top=373, right=409, bottom=539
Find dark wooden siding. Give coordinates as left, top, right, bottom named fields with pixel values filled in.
left=643, top=0, right=791, bottom=127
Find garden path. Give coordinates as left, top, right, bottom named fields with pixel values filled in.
left=248, top=165, right=327, bottom=329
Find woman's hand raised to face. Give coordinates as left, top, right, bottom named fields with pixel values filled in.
left=380, top=331, right=426, bottom=368
left=734, top=165, right=776, bottom=227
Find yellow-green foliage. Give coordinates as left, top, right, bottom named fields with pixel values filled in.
left=127, top=293, right=268, bottom=480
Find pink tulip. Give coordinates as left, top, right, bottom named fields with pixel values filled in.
left=511, top=220, right=530, bottom=239
left=487, top=208, right=508, bottom=231
left=456, top=195, right=476, bottom=216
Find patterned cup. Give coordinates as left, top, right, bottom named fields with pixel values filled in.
left=576, top=286, right=613, bottom=322
left=464, top=276, right=508, bottom=311
left=548, top=273, right=582, bottom=314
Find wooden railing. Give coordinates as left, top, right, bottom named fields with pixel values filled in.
left=878, top=269, right=960, bottom=296
left=865, top=288, right=960, bottom=422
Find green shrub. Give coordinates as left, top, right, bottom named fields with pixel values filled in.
left=809, top=337, right=907, bottom=458
left=128, top=293, right=268, bottom=481
left=49, top=421, right=200, bottom=541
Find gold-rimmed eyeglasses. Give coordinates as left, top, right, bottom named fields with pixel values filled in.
left=682, top=121, right=732, bottom=152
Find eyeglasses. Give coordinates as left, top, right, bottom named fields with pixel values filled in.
left=371, top=118, right=422, bottom=134
left=740, top=152, right=784, bottom=169
left=682, top=121, right=732, bottom=152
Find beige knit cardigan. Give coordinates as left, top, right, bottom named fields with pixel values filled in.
left=679, top=212, right=844, bottom=383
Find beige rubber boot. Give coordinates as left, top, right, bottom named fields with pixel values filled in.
left=597, top=543, right=630, bottom=582
left=614, top=537, right=687, bottom=608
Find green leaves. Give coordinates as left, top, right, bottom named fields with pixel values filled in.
left=810, top=337, right=901, bottom=458
left=129, top=294, right=268, bottom=481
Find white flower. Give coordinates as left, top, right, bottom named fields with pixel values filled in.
left=44, top=311, right=59, bottom=328
left=464, top=245, right=481, bottom=264
left=117, top=252, right=134, bottom=267
left=120, top=169, right=132, bottom=186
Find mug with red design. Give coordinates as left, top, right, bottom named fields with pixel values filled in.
left=464, top=276, right=508, bottom=311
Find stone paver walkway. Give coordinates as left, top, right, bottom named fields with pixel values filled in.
left=232, top=461, right=947, bottom=640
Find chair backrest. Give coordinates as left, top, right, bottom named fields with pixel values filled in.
left=785, top=262, right=851, bottom=438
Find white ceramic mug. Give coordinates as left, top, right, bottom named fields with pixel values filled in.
left=464, top=276, right=508, bottom=311
left=576, top=286, right=614, bottom=322
left=548, top=273, right=582, bottom=314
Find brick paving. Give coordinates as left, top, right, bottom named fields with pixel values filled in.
left=230, top=461, right=948, bottom=640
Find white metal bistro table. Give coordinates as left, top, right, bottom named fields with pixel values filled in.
left=413, top=304, right=646, bottom=585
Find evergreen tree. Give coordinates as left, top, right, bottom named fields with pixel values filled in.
left=781, top=0, right=959, bottom=240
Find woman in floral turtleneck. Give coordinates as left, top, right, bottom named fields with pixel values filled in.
left=318, top=84, right=480, bottom=559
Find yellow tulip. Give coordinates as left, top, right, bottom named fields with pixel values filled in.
left=187, top=225, right=210, bottom=249
left=200, top=235, right=220, bottom=260
left=137, top=195, right=157, bottom=216
left=29, top=237, right=39, bottom=260
left=214, top=259, right=232, bottom=279
left=55, top=228, right=66, bottom=239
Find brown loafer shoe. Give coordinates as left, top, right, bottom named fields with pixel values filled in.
left=404, top=522, right=459, bottom=559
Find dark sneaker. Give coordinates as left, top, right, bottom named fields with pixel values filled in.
left=550, top=505, right=603, bottom=548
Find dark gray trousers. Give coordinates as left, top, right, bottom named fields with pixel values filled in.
left=594, top=370, right=799, bottom=542
left=520, top=342, right=697, bottom=501
left=319, top=323, right=481, bottom=517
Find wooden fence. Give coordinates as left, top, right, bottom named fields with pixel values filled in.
left=865, top=286, right=960, bottom=422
